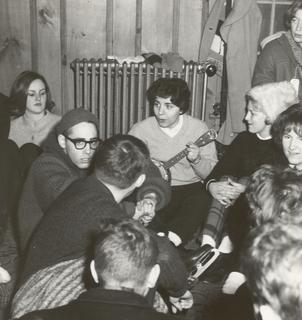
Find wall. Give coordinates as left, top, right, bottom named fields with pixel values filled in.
left=0, top=0, right=213, bottom=117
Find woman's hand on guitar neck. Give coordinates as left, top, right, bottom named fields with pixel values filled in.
left=186, top=142, right=201, bottom=165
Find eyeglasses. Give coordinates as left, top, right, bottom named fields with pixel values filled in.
left=64, top=135, right=101, bottom=150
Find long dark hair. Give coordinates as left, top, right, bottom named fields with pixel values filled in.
left=8, top=71, right=54, bottom=117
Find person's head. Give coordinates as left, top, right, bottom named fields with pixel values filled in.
left=242, top=220, right=302, bottom=320
left=244, top=82, right=297, bottom=138
left=56, top=108, right=100, bottom=169
left=246, top=164, right=302, bottom=227
left=284, top=0, right=302, bottom=47
left=8, top=71, right=54, bottom=117
left=146, top=78, right=190, bottom=128
left=90, top=219, right=160, bottom=296
left=272, top=103, right=302, bottom=170
left=93, top=134, right=149, bottom=196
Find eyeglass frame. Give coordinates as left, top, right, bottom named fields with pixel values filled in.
left=63, top=135, right=101, bottom=150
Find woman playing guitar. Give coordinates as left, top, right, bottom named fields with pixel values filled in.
left=129, top=78, right=217, bottom=246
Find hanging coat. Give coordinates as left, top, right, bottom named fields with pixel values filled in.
left=219, top=0, right=262, bottom=144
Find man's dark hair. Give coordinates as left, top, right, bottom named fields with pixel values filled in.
left=94, top=219, right=158, bottom=287
left=94, top=134, right=149, bottom=189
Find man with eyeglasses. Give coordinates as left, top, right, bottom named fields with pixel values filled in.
left=17, top=108, right=100, bottom=253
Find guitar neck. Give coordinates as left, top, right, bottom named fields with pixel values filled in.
left=162, top=129, right=217, bottom=171
left=163, top=150, right=188, bottom=170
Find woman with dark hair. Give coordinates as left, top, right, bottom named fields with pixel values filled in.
left=252, top=0, right=302, bottom=100
left=8, top=71, right=61, bottom=148
left=129, top=78, right=217, bottom=246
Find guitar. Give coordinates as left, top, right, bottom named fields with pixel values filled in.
left=152, top=128, right=217, bottom=183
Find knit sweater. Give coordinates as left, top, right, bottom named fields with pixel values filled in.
left=21, top=175, right=188, bottom=297
left=9, top=110, right=61, bottom=147
left=205, top=131, right=285, bottom=186
left=17, top=130, right=87, bottom=252
left=129, top=114, right=217, bottom=186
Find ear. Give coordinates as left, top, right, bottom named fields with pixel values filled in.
left=264, top=118, right=272, bottom=125
left=57, top=134, right=66, bottom=149
left=258, top=304, right=281, bottom=320
left=146, top=264, right=160, bottom=289
left=135, top=174, right=146, bottom=188
left=90, top=260, right=99, bottom=284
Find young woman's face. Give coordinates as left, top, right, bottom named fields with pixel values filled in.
left=282, top=129, right=302, bottom=170
left=244, top=101, right=270, bottom=137
left=153, top=96, right=181, bottom=129
left=26, top=79, right=47, bottom=115
left=291, top=9, right=302, bottom=48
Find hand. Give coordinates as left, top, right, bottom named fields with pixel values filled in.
left=133, top=196, right=157, bottom=226
left=169, top=290, right=194, bottom=313
left=186, top=142, right=201, bottom=164
left=208, top=179, right=245, bottom=206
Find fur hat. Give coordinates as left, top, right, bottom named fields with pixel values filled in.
left=246, top=81, right=298, bottom=124
left=56, top=108, right=99, bottom=135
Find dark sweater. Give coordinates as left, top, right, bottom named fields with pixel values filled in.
left=17, top=287, right=184, bottom=320
left=205, top=131, right=285, bottom=185
left=17, top=131, right=87, bottom=252
left=22, top=175, right=187, bottom=297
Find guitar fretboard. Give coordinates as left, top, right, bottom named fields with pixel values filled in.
left=162, top=129, right=217, bottom=170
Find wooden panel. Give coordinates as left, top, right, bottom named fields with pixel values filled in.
left=141, top=0, right=173, bottom=54
left=66, top=0, right=107, bottom=112
left=178, top=0, right=203, bottom=61
left=0, top=0, right=31, bottom=96
left=112, top=0, right=136, bottom=56
left=35, top=0, right=62, bottom=115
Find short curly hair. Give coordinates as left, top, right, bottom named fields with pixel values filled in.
left=146, top=78, right=191, bottom=114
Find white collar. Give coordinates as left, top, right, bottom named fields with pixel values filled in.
left=160, top=115, right=183, bottom=137
left=256, top=133, right=272, bottom=140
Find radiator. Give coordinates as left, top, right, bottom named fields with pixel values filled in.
left=70, top=58, right=216, bottom=139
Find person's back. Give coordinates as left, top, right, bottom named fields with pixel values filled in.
left=16, top=220, right=184, bottom=320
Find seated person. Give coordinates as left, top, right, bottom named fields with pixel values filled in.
left=17, top=108, right=100, bottom=252
left=272, top=102, right=302, bottom=172
left=8, top=71, right=61, bottom=148
left=200, top=81, right=297, bottom=252
left=129, top=78, right=217, bottom=246
left=15, top=219, right=188, bottom=320
left=11, top=134, right=189, bottom=318
left=242, top=220, right=302, bottom=320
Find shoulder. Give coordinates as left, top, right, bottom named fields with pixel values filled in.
left=10, top=116, right=23, bottom=127
left=259, top=34, right=290, bottom=59
left=129, top=117, right=158, bottom=138
left=183, top=114, right=208, bottom=130
left=130, top=117, right=156, bottom=130
left=45, top=111, right=61, bottom=124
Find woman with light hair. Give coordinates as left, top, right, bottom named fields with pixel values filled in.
left=200, top=81, right=298, bottom=253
